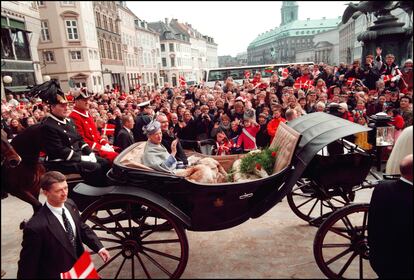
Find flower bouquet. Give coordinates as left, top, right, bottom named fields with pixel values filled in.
left=239, top=147, right=279, bottom=178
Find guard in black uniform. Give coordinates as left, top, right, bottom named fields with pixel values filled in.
left=29, top=79, right=110, bottom=187
left=132, top=100, right=154, bottom=142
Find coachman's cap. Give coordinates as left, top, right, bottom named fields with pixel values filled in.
left=137, top=100, right=151, bottom=108
left=27, top=79, right=68, bottom=105
left=73, top=87, right=93, bottom=100
left=143, top=120, right=161, bottom=135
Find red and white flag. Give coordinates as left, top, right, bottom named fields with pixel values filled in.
left=60, top=251, right=99, bottom=279
left=244, top=70, right=251, bottom=79
left=102, top=123, right=115, bottom=136
left=281, top=68, right=289, bottom=80
left=179, top=76, right=186, bottom=86
left=382, top=74, right=393, bottom=83
left=346, top=77, right=356, bottom=87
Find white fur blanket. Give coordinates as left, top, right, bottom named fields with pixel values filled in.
left=174, top=156, right=228, bottom=184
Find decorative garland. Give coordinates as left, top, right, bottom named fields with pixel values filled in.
left=239, top=146, right=280, bottom=176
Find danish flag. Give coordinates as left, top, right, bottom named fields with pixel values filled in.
left=102, top=123, right=115, bottom=136
left=346, top=77, right=356, bottom=87
left=382, top=74, right=393, bottom=83
left=179, top=76, right=186, bottom=86
left=281, top=68, right=289, bottom=79
left=60, top=251, right=99, bottom=279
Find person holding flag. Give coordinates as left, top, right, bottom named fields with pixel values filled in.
left=17, top=171, right=110, bottom=279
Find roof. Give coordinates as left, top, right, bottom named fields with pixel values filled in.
left=248, top=17, right=341, bottom=49
left=148, top=21, right=190, bottom=43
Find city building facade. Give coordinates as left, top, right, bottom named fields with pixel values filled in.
left=247, top=1, right=341, bottom=65
left=35, top=1, right=102, bottom=93
left=1, top=1, right=42, bottom=98
left=94, top=1, right=123, bottom=91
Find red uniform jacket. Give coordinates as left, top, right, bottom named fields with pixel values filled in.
left=69, top=108, right=118, bottom=162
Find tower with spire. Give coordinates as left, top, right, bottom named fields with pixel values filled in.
left=281, top=1, right=298, bottom=26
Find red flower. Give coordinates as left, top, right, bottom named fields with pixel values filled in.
left=271, top=151, right=277, bottom=157
left=255, top=163, right=262, bottom=170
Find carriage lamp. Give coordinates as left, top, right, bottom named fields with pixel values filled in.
left=367, top=112, right=395, bottom=171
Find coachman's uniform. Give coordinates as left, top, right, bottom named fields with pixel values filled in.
left=41, top=114, right=110, bottom=187
left=70, top=108, right=118, bottom=162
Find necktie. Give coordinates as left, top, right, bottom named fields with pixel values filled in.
left=62, top=208, right=76, bottom=252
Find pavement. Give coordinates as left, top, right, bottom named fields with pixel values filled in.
left=1, top=171, right=380, bottom=279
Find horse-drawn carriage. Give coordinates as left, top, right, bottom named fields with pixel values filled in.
left=2, top=112, right=381, bottom=278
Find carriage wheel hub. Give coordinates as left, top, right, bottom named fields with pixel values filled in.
left=122, top=240, right=141, bottom=258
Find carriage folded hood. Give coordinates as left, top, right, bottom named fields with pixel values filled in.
left=284, top=112, right=372, bottom=193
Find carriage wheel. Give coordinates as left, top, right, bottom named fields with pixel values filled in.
left=81, top=195, right=189, bottom=279
left=287, top=178, right=354, bottom=224
left=313, top=203, right=376, bottom=279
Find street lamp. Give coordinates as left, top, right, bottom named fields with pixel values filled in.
left=43, top=75, right=51, bottom=82
left=3, top=75, right=12, bottom=84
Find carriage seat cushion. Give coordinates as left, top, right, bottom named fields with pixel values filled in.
left=269, top=122, right=301, bottom=174
left=118, top=142, right=154, bottom=171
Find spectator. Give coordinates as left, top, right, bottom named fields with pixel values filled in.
left=212, top=129, right=234, bottom=156
left=401, top=59, right=413, bottom=92
left=256, top=113, right=270, bottom=149
left=267, top=104, right=286, bottom=143
left=8, top=118, right=25, bottom=139
left=17, top=171, right=110, bottom=279
left=368, top=154, right=413, bottom=279
left=236, top=109, right=260, bottom=152
left=386, top=126, right=413, bottom=175
left=132, top=100, right=154, bottom=142
left=399, top=96, right=413, bottom=128
left=114, top=114, right=135, bottom=152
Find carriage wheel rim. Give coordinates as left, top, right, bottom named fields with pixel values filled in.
left=313, top=203, right=372, bottom=279
left=81, top=196, right=189, bottom=279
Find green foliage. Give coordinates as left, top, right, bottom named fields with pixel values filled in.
left=240, top=147, right=280, bottom=176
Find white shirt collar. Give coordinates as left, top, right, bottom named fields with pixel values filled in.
left=72, top=109, right=89, bottom=118
left=400, top=176, right=413, bottom=186
left=46, top=201, right=67, bottom=215
left=49, top=113, right=68, bottom=125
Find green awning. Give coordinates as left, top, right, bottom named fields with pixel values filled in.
left=1, top=17, right=27, bottom=31
left=5, top=86, right=31, bottom=93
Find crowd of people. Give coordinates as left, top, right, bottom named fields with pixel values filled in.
left=2, top=48, right=413, bottom=163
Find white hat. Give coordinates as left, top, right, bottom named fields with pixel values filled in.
left=339, top=102, right=348, bottom=111
left=137, top=100, right=151, bottom=108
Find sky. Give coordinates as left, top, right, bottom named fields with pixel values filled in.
left=127, top=1, right=353, bottom=57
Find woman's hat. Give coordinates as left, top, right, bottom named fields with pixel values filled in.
left=143, top=120, right=161, bottom=135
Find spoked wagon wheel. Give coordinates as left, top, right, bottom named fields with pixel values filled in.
left=313, top=203, right=376, bottom=279
left=81, top=195, right=189, bottom=279
left=287, top=178, right=355, bottom=225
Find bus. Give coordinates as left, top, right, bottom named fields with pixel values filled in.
left=202, top=62, right=314, bottom=88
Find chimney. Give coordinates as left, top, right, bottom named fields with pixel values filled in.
left=165, top=18, right=168, bottom=25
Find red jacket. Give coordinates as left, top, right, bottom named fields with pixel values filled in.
left=389, top=115, right=405, bottom=130
left=237, top=124, right=260, bottom=151
left=267, top=117, right=286, bottom=143
left=69, top=108, right=108, bottom=151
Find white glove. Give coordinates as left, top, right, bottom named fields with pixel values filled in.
left=81, top=155, right=91, bottom=162
left=89, top=152, right=97, bottom=163
left=391, top=76, right=399, bottom=82
left=101, top=144, right=114, bottom=152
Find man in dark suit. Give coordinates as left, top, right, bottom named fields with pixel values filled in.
left=368, top=154, right=413, bottom=279
left=132, top=100, right=154, bottom=142
left=114, top=114, right=135, bottom=151
left=17, top=171, right=110, bottom=279
left=32, top=79, right=110, bottom=187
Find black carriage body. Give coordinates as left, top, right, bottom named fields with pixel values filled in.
left=106, top=152, right=293, bottom=232
left=73, top=113, right=372, bottom=232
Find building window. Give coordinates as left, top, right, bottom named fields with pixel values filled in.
left=65, top=19, right=79, bottom=40
left=43, top=51, right=54, bottom=62
left=40, top=20, right=50, bottom=41
left=106, top=41, right=112, bottom=59
left=109, top=18, right=113, bottom=32
left=93, top=76, right=97, bottom=86
left=117, top=44, right=122, bottom=60
left=89, top=49, right=93, bottom=59
left=103, top=15, right=107, bottom=30
left=169, top=43, right=174, bottom=52
left=37, top=1, right=45, bottom=7
left=162, top=57, right=167, bottom=67
left=70, top=50, right=82, bottom=60
left=95, top=12, right=101, bottom=28
left=170, top=57, right=175, bottom=67
left=112, top=42, right=117, bottom=60
left=98, top=76, right=101, bottom=85
left=161, top=44, right=165, bottom=52
left=99, top=39, right=105, bottom=58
